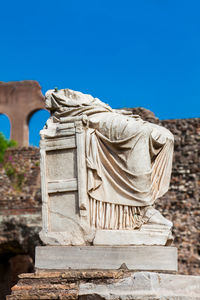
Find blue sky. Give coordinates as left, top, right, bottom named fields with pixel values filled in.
left=0, top=0, right=200, bottom=146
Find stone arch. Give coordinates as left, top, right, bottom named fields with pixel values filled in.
left=28, top=109, right=50, bottom=146
left=0, top=80, right=45, bottom=146
left=0, top=113, right=11, bottom=139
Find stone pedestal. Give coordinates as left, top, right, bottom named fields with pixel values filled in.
left=35, top=245, right=177, bottom=272
left=93, top=225, right=173, bottom=246
left=8, top=270, right=200, bottom=299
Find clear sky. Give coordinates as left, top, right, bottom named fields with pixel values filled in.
left=0, top=0, right=200, bottom=146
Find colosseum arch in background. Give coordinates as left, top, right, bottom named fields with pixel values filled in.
left=0, top=80, right=45, bottom=146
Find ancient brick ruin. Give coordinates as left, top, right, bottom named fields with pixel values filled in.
left=0, top=81, right=45, bottom=146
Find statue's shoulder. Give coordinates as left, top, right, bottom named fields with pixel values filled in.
left=45, top=88, right=113, bottom=111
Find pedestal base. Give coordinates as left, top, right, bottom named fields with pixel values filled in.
left=35, top=245, right=177, bottom=272
left=94, top=224, right=173, bottom=246
left=8, top=270, right=200, bottom=299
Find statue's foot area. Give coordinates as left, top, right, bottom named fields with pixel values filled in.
left=142, top=206, right=173, bottom=229
left=93, top=206, right=174, bottom=246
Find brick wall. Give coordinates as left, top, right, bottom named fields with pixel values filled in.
left=0, top=147, right=41, bottom=214
left=158, top=118, right=200, bottom=275
left=0, top=147, right=42, bottom=299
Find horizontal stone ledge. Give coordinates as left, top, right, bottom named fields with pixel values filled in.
left=79, top=271, right=200, bottom=300
left=93, top=227, right=172, bottom=246
left=35, top=245, right=177, bottom=272
left=48, top=179, right=78, bottom=193
left=41, top=135, right=76, bottom=150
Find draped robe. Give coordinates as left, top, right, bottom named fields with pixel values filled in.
left=45, top=89, right=174, bottom=229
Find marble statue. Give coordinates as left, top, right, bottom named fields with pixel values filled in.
left=39, top=88, right=174, bottom=246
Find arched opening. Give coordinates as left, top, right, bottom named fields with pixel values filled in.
left=0, top=114, right=11, bottom=140
left=28, top=109, right=50, bottom=147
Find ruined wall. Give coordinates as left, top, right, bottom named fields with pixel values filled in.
left=0, top=147, right=42, bottom=257
left=158, top=118, right=200, bottom=275
left=0, top=80, right=45, bottom=146
left=0, top=117, right=199, bottom=298
left=0, top=148, right=42, bottom=299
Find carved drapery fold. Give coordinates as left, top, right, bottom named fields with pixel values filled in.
left=89, top=198, right=145, bottom=229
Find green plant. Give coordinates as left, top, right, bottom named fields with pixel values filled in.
left=0, top=133, right=17, bottom=162
left=16, top=173, right=25, bottom=190
left=4, top=162, right=16, bottom=179
left=4, top=161, right=25, bottom=191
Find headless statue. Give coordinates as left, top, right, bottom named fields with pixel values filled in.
left=45, top=88, right=174, bottom=231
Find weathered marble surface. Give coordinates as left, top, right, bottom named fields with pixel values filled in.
left=79, top=271, right=200, bottom=300
left=39, top=88, right=174, bottom=246
left=93, top=224, right=173, bottom=246
left=35, top=246, right=177, bottom=272
left=8, top=270, right=200, bottom=299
